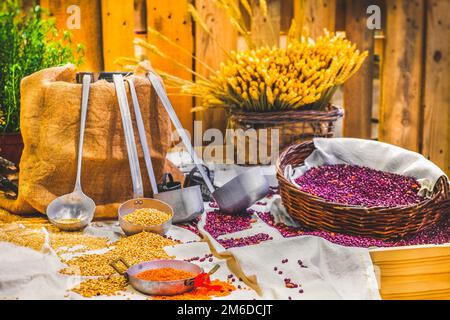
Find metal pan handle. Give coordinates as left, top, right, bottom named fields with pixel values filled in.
left=125, top=78, right=159, bottom=196
left=184, top=264, right=220, bottom=286
left=147, top=71, right=215, bottom=194
left=109, top=257, right=131, bottom=277
left=207, top=264, right=220, bottom=275
left=113, top=74, right=144, bottom=198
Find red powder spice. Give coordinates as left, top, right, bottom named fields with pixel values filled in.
left=136, top=268, right=196, bottom=281
left=295, top=164, right=423, bottom=207
left=152, top=279, right=236, bottom=300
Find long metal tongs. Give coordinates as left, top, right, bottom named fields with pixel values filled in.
left=147, top=71, right=269, bottom=214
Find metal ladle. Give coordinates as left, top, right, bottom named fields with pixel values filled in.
left=47, top=74, right=96, bottom=231
left=113, top=74, right=173, bottom=236
left=147, top=71, right=269, bottom=214
left=125, top=78, right=204, bottom=224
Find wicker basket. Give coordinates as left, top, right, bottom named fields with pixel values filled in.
left=227, top=105, right=343, bottom=165
left=276, top=141, right=450, bottom=240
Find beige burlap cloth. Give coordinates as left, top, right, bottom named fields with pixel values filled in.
left=0, top=64, right=181, bottom=219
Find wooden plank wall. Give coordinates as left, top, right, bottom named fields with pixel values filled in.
left=33, top=0, right=449, bottom=174
left=145, top=0, right=194, bottom=136
left=194, top=0, right=237, bottom=133
left=379, top=0, right=425, bottom=152
left=296, top=0, right=336, bottom=38
left=343, top=0, right=374, bottom=139
left=101, top=0, right=135, bottom=71
left=251, top=0, right=281, bottom=47
left=421, top=0, right=450, bottom=174
left=40, top=0, right=103, bottom=72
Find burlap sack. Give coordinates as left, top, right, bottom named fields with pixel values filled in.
left=0, top=64, right=181, bottom=219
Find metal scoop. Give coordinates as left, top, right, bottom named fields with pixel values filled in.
left=125, top=78, right=204, bottom=224
left=113, top=74, right=173, bottom=235
left=47, top=74, right=95, bottom=231
left=147, top=71, right=269, bottom=214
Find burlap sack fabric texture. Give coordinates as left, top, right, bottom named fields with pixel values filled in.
left=0, top=64, right=181, bottom=219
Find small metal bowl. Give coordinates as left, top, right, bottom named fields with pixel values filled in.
left=118, top=198, right=173, bottom=236
left=110, top=258, right=203, bottom=296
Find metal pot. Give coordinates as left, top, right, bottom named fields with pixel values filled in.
left=118, top=198, right=173, bottom=236
left=110, top=258, right=219, bottom=296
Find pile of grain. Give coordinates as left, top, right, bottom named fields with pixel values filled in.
left=71, top=276, right=127, bottom=298
left=62, top=232, right=176, bottom=277
left=123, top=208, right=171, bottom=226
left=0, top=223, right=110, bottom=254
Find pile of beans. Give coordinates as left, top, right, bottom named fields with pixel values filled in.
left=295, top=164, right=424, bottom=207
left=203, top=210, right=253, bottom=238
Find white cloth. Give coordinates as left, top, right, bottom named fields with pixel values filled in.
left=0, top=242, right=75, bottom=300
left=285, top=138, right=446, bottom=197
left=229, top=236, right=380, bottom=300
left=197, top=201, right=380, bottom=300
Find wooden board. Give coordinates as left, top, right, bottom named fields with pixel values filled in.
left=146, top=0, right=194, bottom=137
left=194, top=0, right=237, bottom=135
left=370, top=244, right=450, bottom=299
left=40, top=0, right=103, bottom=71
left=421, top=0, right=450, bottom=175
left=379, top=0, right=425, bottom=152
left=101, top=0, right=135, bottom=71
left=295, top=0, right=336, bottom=39
left=379, top=273, right=450, bottom=296
left=342, top=0, right=374, bottom=139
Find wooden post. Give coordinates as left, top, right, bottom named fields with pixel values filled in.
left=343, top=0, right=374, bottom=138
left=280, top=0, right=294, bottom=32
left=134, top=0, right=147, bottom=33
left=40, top=0, right=103, bottom=72
left=194, top=0, right=237, bottom=134
left=134, top=0, right=148, bottom=61
left=379, top=0, right=425, bottom=152
left=146, top=0, right=194, bottom=136
left=421, top=0, right=450, bottom=174
left=295, top=0, right=336, bottom=39
left=101, top=0, right=135, bottom=71
left=251, top=0, right=281, bottom=47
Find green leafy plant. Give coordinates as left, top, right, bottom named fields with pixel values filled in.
left=0, top=0, right=84, bottom=132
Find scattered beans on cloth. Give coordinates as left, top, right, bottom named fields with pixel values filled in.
left=177, top=216, right=202, bottom=237
left=217, top=233, right=273, bottom=249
